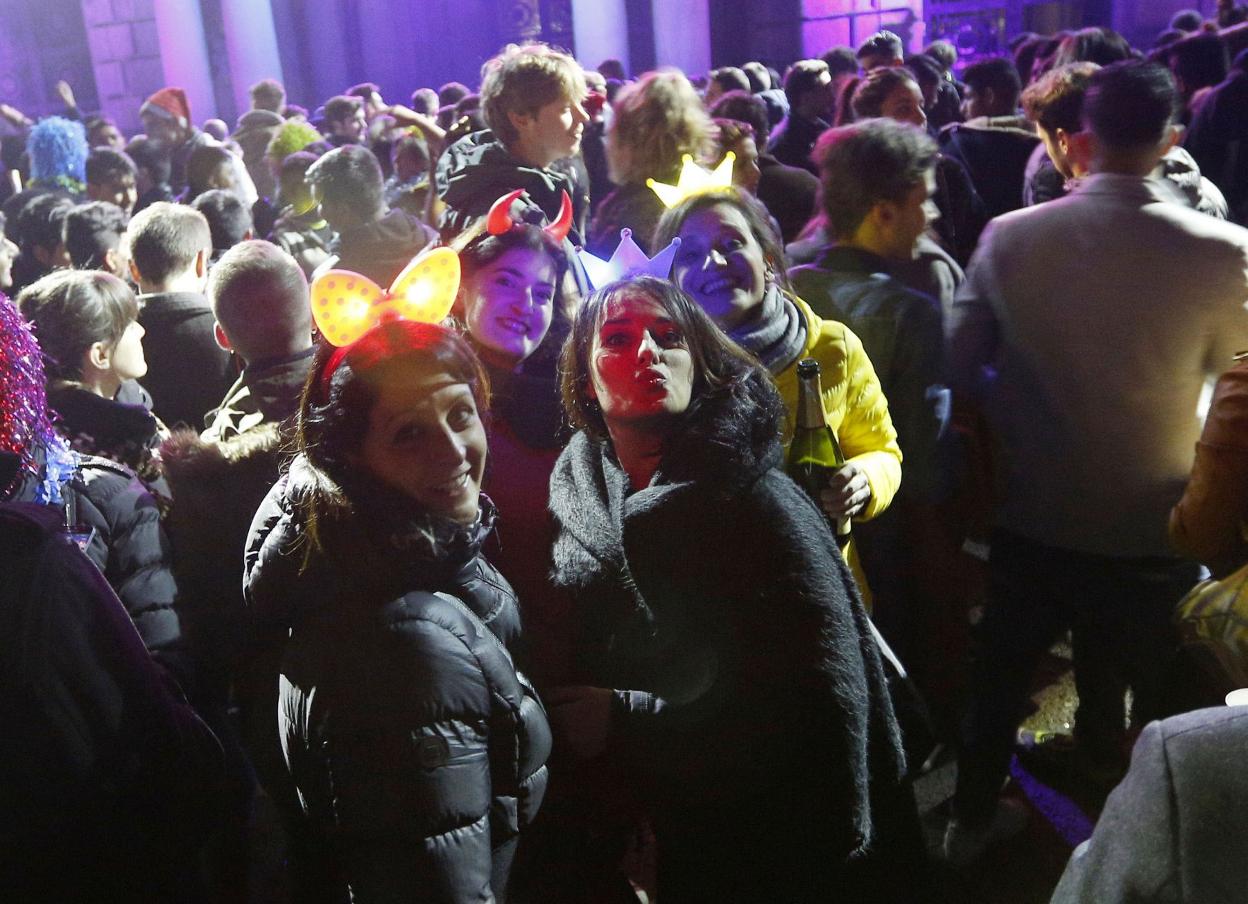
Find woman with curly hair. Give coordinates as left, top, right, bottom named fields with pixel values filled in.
left=588, top=69, right=713, bottom=256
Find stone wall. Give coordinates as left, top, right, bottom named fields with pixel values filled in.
left=82, top=0, right=164, bottom=134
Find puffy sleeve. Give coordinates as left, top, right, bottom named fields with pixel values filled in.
left=836, top=324, right=903, bottom=521
left=1169, top=362, right=1248, bottom=577
left=1, top=510, right=223, bottom=848
left=289, top=596, right=546, bottom=903
left=77, top=467, right=189, bottom=688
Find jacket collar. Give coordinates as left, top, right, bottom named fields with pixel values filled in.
left=137, top=291, right=210, bottom=315
left=810, top=244, right=890, bottom=276
left=1070, top=172, right=1184, bottom=205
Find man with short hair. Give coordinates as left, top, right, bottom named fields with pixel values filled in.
left=85, top=147, right=139, bottom=214
left=161, top=241, right=315, bottom=803
left=790, top=120, right=949, bottom=660
left=321, top=95, right=368, bottom=147
left=249, top=78, right=286, bottom=114
left=9, top=194, right=73, bottom=293
left=306, top=144, right=436, bottom=286
left=705, top=66, right=750, bottom=107
left=857, top=30, right=906, bottom=71
left=202, top=240, right=314, bottom=442
left=1024, top=61, right=1227, bottom=217
left=192, top=189, right=254, bottom=262
left=436, top=43, right=589, bottom=241
left=943, top=61, right=1248, bottom=865
left=63, top=201, right=129, bottom=274
left=939, top=56, right=1039, bottom=217
left=127, top=202, right=235, bottom=427
left=85, top=115, right=126, bottom=151
left=1020, top=62, right=1100, bottom=205
left=125, top=136, right=174, bottom=213
left=793, top=119, right=945, bottom=497
left=268, top=151, right=333, bottom=277
left=767, top=59, right=834, bottom=172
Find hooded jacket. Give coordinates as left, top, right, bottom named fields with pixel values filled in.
left=243, top=461, right=550, bottom=903
left=435, top=131, right=584, bottom=244
left=327, top=208, right=438, bottom=288
left=939, top=114, right=1040, bottom=218
left=163, top=349, right=313, bottom=702
left=547, top=368, right=919, bottom=901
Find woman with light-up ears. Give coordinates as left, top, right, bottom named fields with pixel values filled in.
left=243, top=248, right=550, bottom=902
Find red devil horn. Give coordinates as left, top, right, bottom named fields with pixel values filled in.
left=545, top=190, right=573, bottom=243
left=486, top=189, right=526, bottom=235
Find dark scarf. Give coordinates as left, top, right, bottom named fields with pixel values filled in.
left=727, top=283, right=808, bottom=373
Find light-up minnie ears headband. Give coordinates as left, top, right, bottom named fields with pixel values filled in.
left=311, top=246, right=461, bottom=393
left=311, top=189, right=575, bottom=393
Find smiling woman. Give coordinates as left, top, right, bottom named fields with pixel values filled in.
left=654, top=187, right=903, bottom=603
left=449, top=212, right=573, bottom=662
left=243, top=320, right=550, bottom=901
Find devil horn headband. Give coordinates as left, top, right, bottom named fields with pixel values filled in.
left=486, top=189, right=573, bottom=242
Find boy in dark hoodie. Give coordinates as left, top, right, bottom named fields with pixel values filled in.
left=435, top=42, right=589, bottom=244
left=939, top=56, right=1040, bottom=218
left=305, top=144, right=436, bottom=286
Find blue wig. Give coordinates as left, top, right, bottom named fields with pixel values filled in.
left=27, top=117, right=88, bottom=188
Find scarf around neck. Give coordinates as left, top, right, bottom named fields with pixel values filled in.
left=727, top=283, right=808, bottom=374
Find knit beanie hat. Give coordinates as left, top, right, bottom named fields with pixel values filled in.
left=141, top=87, right=191, bottom=129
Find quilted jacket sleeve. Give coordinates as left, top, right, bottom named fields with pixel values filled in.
left=289, top=597, right=547, bottom=903
left=75, top=464, right=189, bottom=688
left=835, top=325, right=903, bottom=521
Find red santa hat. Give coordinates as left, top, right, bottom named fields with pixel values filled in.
left=140, top=87, right=191, bottom=128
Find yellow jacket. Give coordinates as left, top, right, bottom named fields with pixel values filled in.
left=774, top=296, right=903, bottom=601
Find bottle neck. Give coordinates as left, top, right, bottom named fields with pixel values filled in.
left=795, top=374, right=825, bottom=429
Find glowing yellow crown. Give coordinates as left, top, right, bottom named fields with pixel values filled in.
left=646, top=152, right=735, bottom=208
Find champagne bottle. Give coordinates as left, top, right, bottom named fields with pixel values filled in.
left=787, top=358, right=851, bottom=541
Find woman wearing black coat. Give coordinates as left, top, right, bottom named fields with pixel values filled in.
left=544, top=276, right=923, bottom=901
left=244, top=318, right=550, bottom=903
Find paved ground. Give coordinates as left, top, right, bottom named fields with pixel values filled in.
left=916, top=642, right=1119, bottom=904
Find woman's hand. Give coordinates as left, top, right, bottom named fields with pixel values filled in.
left=820, top=462, right=871, bottom=520
left=545, top=685, right=613, bottom=759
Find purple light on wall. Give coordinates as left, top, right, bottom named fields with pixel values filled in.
left=801, top=0, right=926, bottom=56
left=153, top=0, right=217, bottom=123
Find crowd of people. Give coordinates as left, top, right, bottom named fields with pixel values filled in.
left=3, top=6, right=1248, bottom=901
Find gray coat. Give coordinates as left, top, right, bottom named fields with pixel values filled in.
left=1052, top=705, right=1248, bottom=904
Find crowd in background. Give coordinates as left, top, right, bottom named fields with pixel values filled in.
left=4, top=4, right=1248, bottom=901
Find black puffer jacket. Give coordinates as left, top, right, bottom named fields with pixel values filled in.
left=243, top=459, right=550, bottom=903
left=548, top=370, right=922, bottom=901
left=11, top=454, right=188, bottom=688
